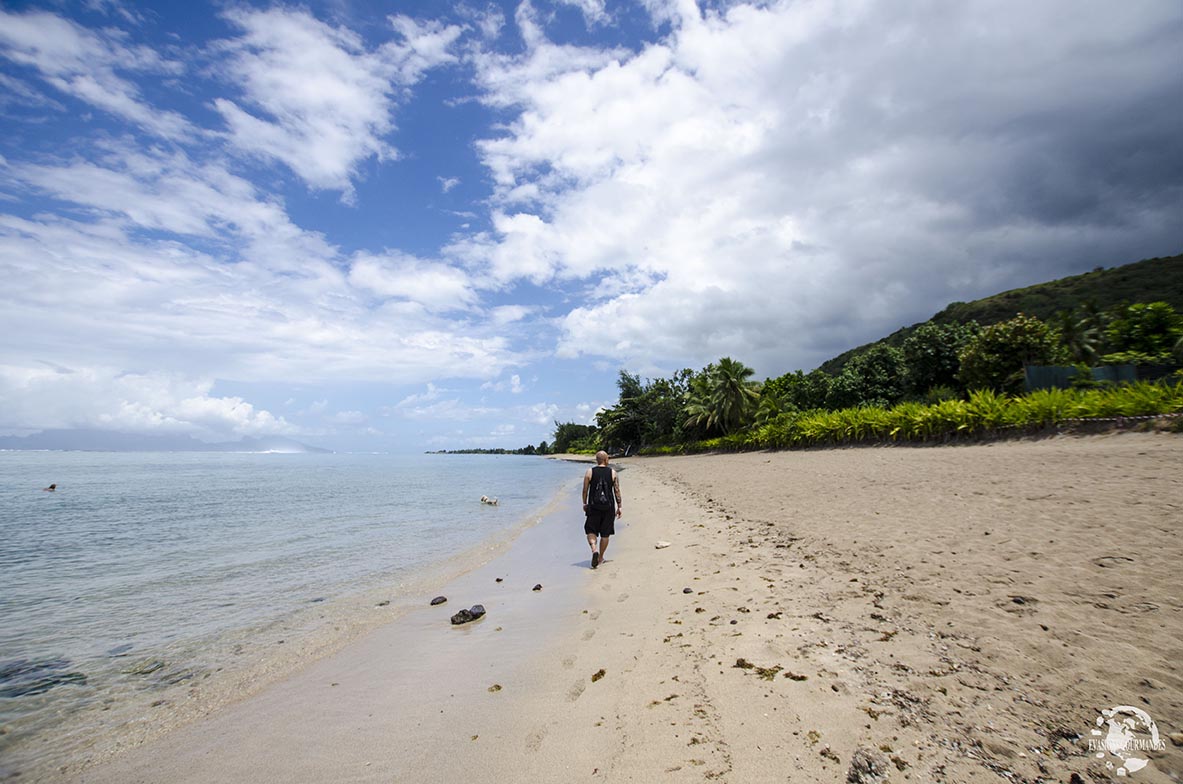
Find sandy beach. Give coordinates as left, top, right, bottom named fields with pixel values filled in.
left=70, top=434, right=1181, bottom=783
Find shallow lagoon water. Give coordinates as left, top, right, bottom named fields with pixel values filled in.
left=0, top=451, right=574, bottom=777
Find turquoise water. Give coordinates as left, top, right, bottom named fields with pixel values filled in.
left=0, top=451, right=575, bottom=776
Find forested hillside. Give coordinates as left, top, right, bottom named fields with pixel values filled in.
left=819, top=253, right=1183, bottom=375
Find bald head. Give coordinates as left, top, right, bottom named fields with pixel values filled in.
left=595, top=450, right=610, bottom=465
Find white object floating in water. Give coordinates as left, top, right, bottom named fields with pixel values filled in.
left=655, top=541, right=671, bottom=549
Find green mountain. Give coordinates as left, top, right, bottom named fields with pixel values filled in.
left=817, top=252, right=1183, bottom=375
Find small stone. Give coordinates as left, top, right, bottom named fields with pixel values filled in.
left=495, top=577, right=503, bottom=583
left=655, top=541, right=671, bottom=549
left=591, top=669, right=606, bottom=682
left=430, top=596, right=447, bottom=606
left=532, top=584, right=542, bottom=591
left=1169, top=732, right=1183, bottom=747
left=683, top=588, right=693, bottom=594
left=448, top=605, right=486, bottom=624
left=845, top=747, right=890, bottom=783
left=488, top=684, right=502, bottom=693
left=376, top=600, right=390, bottom=607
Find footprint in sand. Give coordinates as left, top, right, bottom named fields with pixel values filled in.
left=526, top=726, right=549, bottom=752
left=567, top=680, right=586, bottom=702
left=582, top=628, right=597, bottom=641
left=617, top=593, right=630, bottom=603
left=589, top=610, right=602, bottom=621
left=562, top=656, right=576, bottom=669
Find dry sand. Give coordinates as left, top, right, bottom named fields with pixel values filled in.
left=72, top=434, right=1181, bottom=783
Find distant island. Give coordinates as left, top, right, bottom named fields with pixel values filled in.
left=427, top=446, right=546, bottom=456
left=0, top=429, right=331, bottom=453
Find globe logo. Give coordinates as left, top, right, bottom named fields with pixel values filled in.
left=1088, top=705, right=1167, bottom=776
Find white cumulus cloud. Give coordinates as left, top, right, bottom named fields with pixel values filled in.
left=0, top=365, right=293, bottom=438
left=464, top=0, right=1183, bottom=375
left=212, top=8, right=462, bottom=197
left=349, top=251, right=477, bottom=312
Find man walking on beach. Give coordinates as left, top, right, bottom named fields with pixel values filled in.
left=582, top=451, right=622, bottom=568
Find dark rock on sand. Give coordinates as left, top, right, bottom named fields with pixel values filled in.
left=376, top=600, right=390, bottom=607
left=846, top=747, right=890, bottom=783
left=451, top=605, right=487, bottom=625
left=532, top=584, right=542, bottom=591
left=682, top=588, right=693, bottom=594
left=430, top=596, right=447, bottom=606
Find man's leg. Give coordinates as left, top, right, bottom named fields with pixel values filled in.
left=598, top=535, right=610, bottom=562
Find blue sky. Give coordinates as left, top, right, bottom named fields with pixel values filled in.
left=1, top=0, right=1181, bottom=452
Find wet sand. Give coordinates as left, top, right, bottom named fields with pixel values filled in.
left=72, top=434, right=1181, bottom=782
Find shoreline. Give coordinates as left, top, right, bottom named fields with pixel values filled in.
left=9, top=467, right=579, bottom=783
left=71, top=470, right=601, bottom=783
left=69, top=433, right=1182, bottom=782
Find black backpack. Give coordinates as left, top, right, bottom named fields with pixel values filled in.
left=589, top=468, right=614, bottom=510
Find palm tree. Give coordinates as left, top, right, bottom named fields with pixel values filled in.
left=682, top=369, right=720, bottom=435
left=1053, top=308, right=1102, bottom=364
left=711, top=357, right=760, bottom=434
left=753, top=388, right=789, bottom=427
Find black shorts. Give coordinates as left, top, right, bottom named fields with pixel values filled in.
left=584, top=507, right=615, bottom=537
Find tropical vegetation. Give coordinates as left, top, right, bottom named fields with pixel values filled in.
left=543, top=256, right=1183, bottom=455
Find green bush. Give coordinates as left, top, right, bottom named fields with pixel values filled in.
left=958, top=313, right=1067, bottom=394
left=646, top=380, right=1183, bottom=453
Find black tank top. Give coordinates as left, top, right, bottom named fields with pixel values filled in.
left=589, top=465, right=615, bottom=510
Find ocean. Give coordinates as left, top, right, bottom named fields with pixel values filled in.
left=0, top=451, right=577, bottom=778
